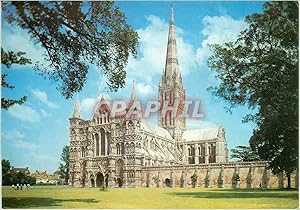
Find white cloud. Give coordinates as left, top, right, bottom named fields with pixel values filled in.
left=2, top=129, right=39, bottom=150
left=125, top=15, right=198, bottom=84
left=31, top=89, right=59, bottom=109
left=8, top=104, right=41, bottom=123
left=40, top=109, right=51, bottom=117
left=2, top=129, right=25, bottom=140
left=136, top=82, right=155, bottom=96
left=81, top=98, right=97, bottom=115
left=186, top=118, right=218, bottom=130
left=125, top=14, right=246, bottom=88
left=81, top=94, right=111, bottom=117
left=14, top=139, right=39, bottom=150
left=2, top=22, right=45, bottom=64
left=196, top=15, right=247, bottom=66
left=29, top=152, right=56, bottom=162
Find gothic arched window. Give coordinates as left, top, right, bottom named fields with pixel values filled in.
left=130, top=142, right=135, bottom=153
left=201, top=145, right=205, bottom=156
left=107, top=133, right=111, bottom=155
left=121, top=143, right=125, bottom=155
left=116, top=143, right=120, bottom=155
left=95, top=133, right=99, bottom=156
left=100, top=128, right=105, bottom=155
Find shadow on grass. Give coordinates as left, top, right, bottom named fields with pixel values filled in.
left=209, top=188, right=298, bottom=192
left=2, top=197, right=99, bottom=208
left=169, top=190, right=298, bottom=200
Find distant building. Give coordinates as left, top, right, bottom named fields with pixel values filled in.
left=31, top=170, right=59, bottom=184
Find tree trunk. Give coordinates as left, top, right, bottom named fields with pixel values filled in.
left=287, top=173, right=291, bottom=190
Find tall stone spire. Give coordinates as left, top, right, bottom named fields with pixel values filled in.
left=72, top=95, right=81, bottom=118
left=127, top=80, right=138, bottom=110
left=165, top=4, right=180, bottom=79
left=127, top=80, right=141, bottom=120
left=158, top=5, right=186, bottom=141
left=130, top=80, right=136, bottom=101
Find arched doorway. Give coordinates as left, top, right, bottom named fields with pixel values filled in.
left=96, top=173, right=104, bottom=187
left=165, top=178, right=172, bottom=187
left=91, top=178, right=95, bottom=187
left=115, top=159, right=124, bottom=187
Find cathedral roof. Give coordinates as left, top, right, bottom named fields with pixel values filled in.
left=182, top=127, right=220, bottom=142
left=140, top=119, right=173, bottom=140
left=141, top=144, right=175, bottom=161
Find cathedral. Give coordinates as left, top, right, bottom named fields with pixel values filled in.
left=68, top=6, right=228, bottom=188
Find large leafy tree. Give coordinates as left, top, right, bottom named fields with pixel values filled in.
left=230, top=145, right=261, bottom=162
left=57, top=146, right=69, bottom=185
left=208, top=2, right=298, bottom=188
left=2, top=1, right=138, bottom=105
left=2, top=159, right=11, bottom=185
left=1, top=159, right=36, bottom=185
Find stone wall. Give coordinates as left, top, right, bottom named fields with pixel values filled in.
left=141, top=161, right=297, bottom=189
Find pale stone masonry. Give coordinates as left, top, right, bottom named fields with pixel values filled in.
left=68, top=6, right=296, bottom=189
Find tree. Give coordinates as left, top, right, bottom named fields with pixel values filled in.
left=2, top=159, right=11, bottom=175
left=230, top=145, right=261, bottom=162
left=57, top=146, right=69, bottom=185
left=1, top=159, right=36, bottom=186
left=152, top=175, right=160, bottom=188
left=2, top=159, right=11, bottom=185
left=1, top=49, right=32, bottom=109
left=190, top=172, right=198, bottom=188
left=2, top=1, right=138, bottom=100
left=208, top=2, right=298, bottom=189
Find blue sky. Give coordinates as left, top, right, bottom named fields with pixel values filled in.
left=1, top=1, right=265, bottom=173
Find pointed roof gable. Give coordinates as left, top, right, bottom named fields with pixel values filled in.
left=93, top=94, right=111, bottom=116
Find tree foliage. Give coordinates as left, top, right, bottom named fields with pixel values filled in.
left=2, top=159, right=11, bottom=175
left=3, top=1, right=139, bottom=99
left=230, top=145, right=261, bottom=162
left=57, top=146, right=69, bottom=185
left=1, top=159, right=36, bottom=186
left=190, top=172, right=198, bottom=188
left=208, top=1, right=298, bottom=188
left=1, top=48, right=31, bottom=109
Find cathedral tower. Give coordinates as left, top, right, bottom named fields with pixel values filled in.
left=158, top=5, right=186, bottom=141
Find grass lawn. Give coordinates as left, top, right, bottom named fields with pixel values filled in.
left=2, top=186, right=298, bottom=209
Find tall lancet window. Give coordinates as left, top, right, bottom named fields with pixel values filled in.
left=107, top=133, right=110, bottom=155
left=165, top=115, right=167, bottom=126
left=100, top=128, right=106, bottom=155
left=95, top=133, right=99, bottom=156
